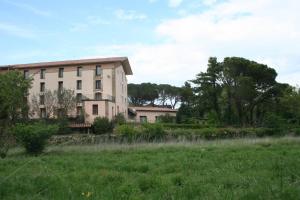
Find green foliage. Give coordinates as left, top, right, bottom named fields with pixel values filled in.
left=115, top=124, right=138, bottom=138
left=0, top=127, right=15, bottom=159
left=57, top=117, right=71, bottom=135
left=141, top=123, right=165, bottom=140
left=0, top=71, right=32, bottom=122
left=157, top=114, right=176, bottom=123
left=13, top=122, right=58, bottom=155
left=263, top=113, right=285, bottom=128
left=113, top=113, right=126, bottom=125
left=93, top=117, right=113, bottom=134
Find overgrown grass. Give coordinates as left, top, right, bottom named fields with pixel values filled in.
left=1, top=137, right=300, bottom=199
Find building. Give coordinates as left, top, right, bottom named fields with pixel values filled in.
left=128, top=106, right=177, bottom=123
left=0, top=57, right=133, bottom=123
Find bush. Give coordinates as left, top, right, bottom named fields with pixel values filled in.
left=57, top=117, right=71, bottom=135
left=263, top=113, right=285, bottom=128
left=0, top=127, right=15, bottom=158
left=13, top=122, right=58, bottom=155
left=113, top=113, right=126, bottom=125
left=115, top=124, right=139, bottom=140
left=142, top=123, right=165, bottom=140
left=93, top=117, right=113, bottom=134
left=158, top=114, right=176, bottom=123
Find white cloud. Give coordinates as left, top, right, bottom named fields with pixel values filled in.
left=0, top=22, right=36, bottom=38
left=168, top=0, right=183, bottom=7
left=203, top=0, right=217, bottom=6
left=90, top=0, right=300, bottom=86
left=114, top=9, right=147, bottom=20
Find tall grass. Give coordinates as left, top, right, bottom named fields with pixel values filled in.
left=1, top=137, right=300, bottom=199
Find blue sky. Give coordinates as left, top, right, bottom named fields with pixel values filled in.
left=0, top=0, right=299, bottom=86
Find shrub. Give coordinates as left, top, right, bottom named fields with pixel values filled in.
left=113, top=113, right=126, bottom=125
left=13, top=122, right=58, bottom=155
left=93, top=117, right=113, bottom=134
left=263, top=113, right=285, bottom=128
left=158, top=114, right=176, bottom=123
left=142, top=123, right=165, bottom=140
left=0, top=127, right=15, bottom=158
left=57, top=117, right=71, bottom=135
left=115, top=124, right=139, bottom=142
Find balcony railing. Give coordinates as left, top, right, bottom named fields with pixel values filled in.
left=76, top=94, right=116, bottom=103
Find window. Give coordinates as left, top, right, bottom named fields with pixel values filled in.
left=77, top=80, right=82, bottom=90
left=40, top=69, right=46, bottom=79
left=117, top=106, right=119, bottom=113
left=58, top=81, right=63, bottom=91
left=92, top=104, right=98, bottom=115
left=40, top=95, right=45, bottom=105
left=77, top=66, right=82, bottom=77
left=95, top=65, right=101, bottom=76
left=140, top=116, right=147, bottom=123
left=40, top=82, right=45, bottom=92
left=58, top=68, right=64, bottom=78
left=95, top=92, right=102, bottom=100
left=76, top=93, right=82, bottom=103
left=76, top=106, right=82, bottom=116
left=95, top=80, right=101, bottom=90
left=40, top=108, right=46, bottom=118
left=24, top=70, right=29, bottom=79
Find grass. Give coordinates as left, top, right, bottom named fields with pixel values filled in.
left=1, top=137, right=300, bottom=199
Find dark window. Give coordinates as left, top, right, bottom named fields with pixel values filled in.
left=77, top=80, right=82, bottom=90
left=76, top=93, right=82, bottom=103
left=40, top=82, right=45, bottom=92
left=92, top=104, right=98, bottom=115
left=95, top=92, right=102, bottom=100
left=58, top=81, right=63, bottom=91
left=24, top=70, right=29, bottom=79
left=40, top=108, right=46, bottom=118
left=95, top=65, right=101, bottom=76
left=95, top=80, right=101, bottom=89
left=40, top=69, right=46, bottom=79
left=58, top=68, right=64, bottom=78
left=40, top=95, right=45, bottom=105
left=117, top=106, right=119, bottom=113
left=77, top=67, right=82, bottom=77
left=140, top=116, right=147, bottom=123
left=76, top=106, right=82, bottom=116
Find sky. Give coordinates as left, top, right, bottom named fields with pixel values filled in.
left=0, top=0, right=299, bottom=86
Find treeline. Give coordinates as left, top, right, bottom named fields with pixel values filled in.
left=129, top=57, right=300, bottom=127
left=128, top=83, right=181, bottom=108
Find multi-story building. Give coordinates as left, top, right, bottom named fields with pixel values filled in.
left=0, top=57, right=133, bottom=123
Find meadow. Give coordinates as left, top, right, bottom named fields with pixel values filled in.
left=1, top=137, right=300, bottom=199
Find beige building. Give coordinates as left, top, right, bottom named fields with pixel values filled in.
left=128, top=106, right=177, bottom=123
left=0, top=57, right=133, bottom=124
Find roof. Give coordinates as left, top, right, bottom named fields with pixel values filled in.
left=0, top=57, right=133, bottom=75
left=129, top=106, right=178, bottom=113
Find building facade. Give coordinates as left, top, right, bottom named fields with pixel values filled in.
left=128, top=106, right=177, bottom=123
left=0, top=57, right=133, bottom=123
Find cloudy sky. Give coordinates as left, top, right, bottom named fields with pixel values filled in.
left=0, top=0, right=299, bottom=86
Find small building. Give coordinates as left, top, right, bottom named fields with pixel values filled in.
left=128, top=106, right=177, bottom=123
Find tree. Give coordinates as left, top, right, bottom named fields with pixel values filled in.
left=30, top=88, right=76, bottom=119
left=0, top=71, right=32, bottom=122
left=0, top=71, right=32, bottom=158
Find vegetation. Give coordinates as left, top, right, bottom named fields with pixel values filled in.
left=13, top=122, right=58, bottom=155
left=1, top=138, right=300, bottom=199
left=93, top=117, right=114, bottom=134
left=0, top=71, right=32, bottom=158
left=30, top=88, right=77, bottom=119
left=128, top=83, right=181, bottom=108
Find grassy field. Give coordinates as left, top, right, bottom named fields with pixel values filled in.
left=1, top=137, right=300, bottom=199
